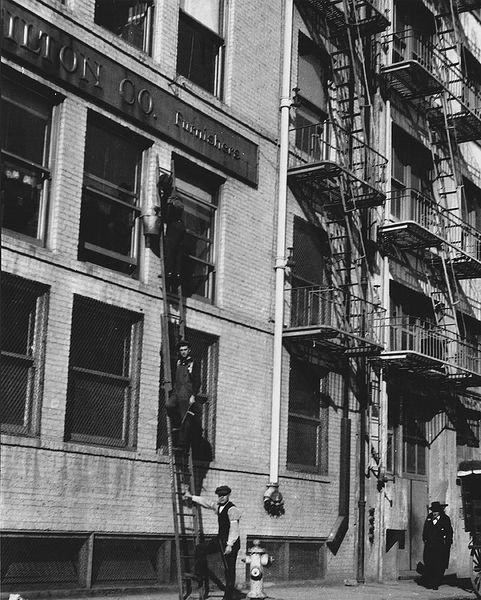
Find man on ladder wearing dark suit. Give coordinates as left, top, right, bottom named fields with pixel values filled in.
left=184, top=485, right=241, bottom=600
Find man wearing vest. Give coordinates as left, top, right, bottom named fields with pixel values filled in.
left=184, top=485, right=241, bottom=600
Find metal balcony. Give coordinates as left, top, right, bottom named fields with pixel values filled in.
left=283, top=286, right=385, bottom=356
left=288, top=121, right=387, bottom=212
left=378, top=189, right=481, bottom=278
left=429, top=79, right=481, bottom=143
left=350, top=1, right=390, bottom=36
left=378, top=189, right=444, bottom=253
left=376, top=316, right=481, bottom=387
left=296, top=0, right=389, bottom=37
left=433, top=210, right=481, bottom=279
left=456, top=0, right=481, bottom=12
left=380, top=31, right=446, bottom=98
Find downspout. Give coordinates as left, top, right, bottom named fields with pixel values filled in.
left=264, top=0, right=293, bottom=518
left=377, top=94, right=392, bottom=580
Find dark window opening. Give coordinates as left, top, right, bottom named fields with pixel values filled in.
left=402, top=397, right=428, bottom=476
left=0, top=274, right=48, bottom=436
left=173, top=156, right=220, bottom=300
left=287, top=359, right=329, bottom=474
left=157, top=326, right=218, bottom=461
left=78, top=116, right=147, bottom=275
left=1, top=75, right=55, bottom=241
left=177, top=5, right=224, bottom=96
left=64, top=296, right=142, bottom=448
left=95, top=0, right=153, bottom=52
left=295, top=34, right=328, bottom=154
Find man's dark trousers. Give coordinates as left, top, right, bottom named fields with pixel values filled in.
left=195, top=537, right=240, bottom=600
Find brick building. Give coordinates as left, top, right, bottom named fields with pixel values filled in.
left=1, top=0, right=481, bottom=595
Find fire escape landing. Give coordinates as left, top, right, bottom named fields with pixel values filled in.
left=283, top=286, right=385, bottom=358
left=288, top=121, right=388, bottom=212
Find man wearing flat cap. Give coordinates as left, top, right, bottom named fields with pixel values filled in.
left=421, top=501, right=453, bottom=590
left=184, top=485, right=241, bottom=600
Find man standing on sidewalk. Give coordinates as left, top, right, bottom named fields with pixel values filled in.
left=184, top=485, right=241, bottom=600
left=422, top=501, right=453, bottom=590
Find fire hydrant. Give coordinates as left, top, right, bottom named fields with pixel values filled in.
left=244, top=539, right=272, bottom=599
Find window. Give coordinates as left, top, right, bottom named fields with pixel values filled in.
left=287, top=359, right=329, bottom=474
left=78, top=116, right=146, bottom=274
left=295, top=34, right=328, bottom=155
left=390, top=127, right=433, bottom=221
left=457, top=418, right=480, bottom=462
left=403, top=415, right=427, bottom=475
left=64, top=296, right=142, bottom=448
left=461, top=48, right=481, bottom=113
left=290, top=217, right=328, bottom=328
left=0, top=274, right=48, bottom=436
left=463, top=179, right=481, bottom=230
left=157, top=327, right=218, bottom=456
left=94, top=0, right=153, bottom=53
left=392, top=1, right=435, bottom=65
left=1, top=533, right=176, bottom=590
left=174, top=157, right=219, bottom=300
left=1, top=75, right=55, bottom=241
left=245, top=537, right=325, bottom=582
left=177, top=0, right=224, bottom=96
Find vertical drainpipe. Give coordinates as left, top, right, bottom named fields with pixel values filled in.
left=264, top=0, right=293, bottom=517
left=377, top=94, right=392, bottom=580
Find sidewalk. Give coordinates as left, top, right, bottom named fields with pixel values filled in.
left=264, top=578, right=476, bottom=600
left=8, top=578, right=476, bottom=600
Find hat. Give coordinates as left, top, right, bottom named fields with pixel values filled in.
left=215, top=485, right=232, bottom=496
left=429, top=501, right=448, bottom=512
left=177, top=339, right=191, bottom=350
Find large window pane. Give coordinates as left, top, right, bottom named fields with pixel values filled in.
left=177, top=10, right=224, bottom=96
left=65, top=297, right=142, bottom=447
left=67, top=374, right=128, bottom=440
left=287, top=359, right=328, bottom=473
left=1, top=76, right=52, bottom=240
left=287, top=418, right=318, bottom=467
left=181, top=0, right=221, bottom=32
left=79, top=117, right=145, bottom=274
left=175, top=159, right=218, bottom=300
left=0, top=274, right=47, bottom=435
left=95, top=0, right=153, bottom=53
left=0, top=359, right=32, bottom=427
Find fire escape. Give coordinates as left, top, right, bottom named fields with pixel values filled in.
left=286, top=0, right=389, bottom=362
left=378, top=1, right=481, bottom=393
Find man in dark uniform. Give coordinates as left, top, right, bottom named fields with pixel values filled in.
left=184, top=485, right=241, bottom=600
left=166, top=340, right=202, bottom=454
left=422, top=501, right=453, bottom=590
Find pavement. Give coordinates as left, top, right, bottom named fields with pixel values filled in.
left=6, top=578, right=477, bottom=600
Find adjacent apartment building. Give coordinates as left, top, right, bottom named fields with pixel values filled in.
left=1, top=0, right=481, bottom=594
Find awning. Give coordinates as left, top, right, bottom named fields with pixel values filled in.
left=457, top=459, right=481, bottom=477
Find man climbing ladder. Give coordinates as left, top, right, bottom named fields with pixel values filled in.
left=168, top=339, right=203, bottom=491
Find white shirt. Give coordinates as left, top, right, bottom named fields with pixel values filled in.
left=191, top=495, right=241, bottom=546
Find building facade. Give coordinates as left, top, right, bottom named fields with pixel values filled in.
left=1, top=0, right=481, bottom=594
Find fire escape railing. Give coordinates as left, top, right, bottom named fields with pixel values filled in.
left=388, top=188, right=444, bottom=234
left=289, top=121, right=388, bottom=205
left=297, top=0, right=390, bottom=36
left=379, top=188, right=481, bottom=276
left=383, top=316, right=481, bottom=382
left=284, top=285, right=385, bottom=352
left=380, top=30, right=447, bottom=97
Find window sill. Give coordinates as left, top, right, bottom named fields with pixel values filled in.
left=171, top=75, right=225, bottom=111
left=282, top=468, right=331, bottom=484
left=0, top=434, right=163, bottom=463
